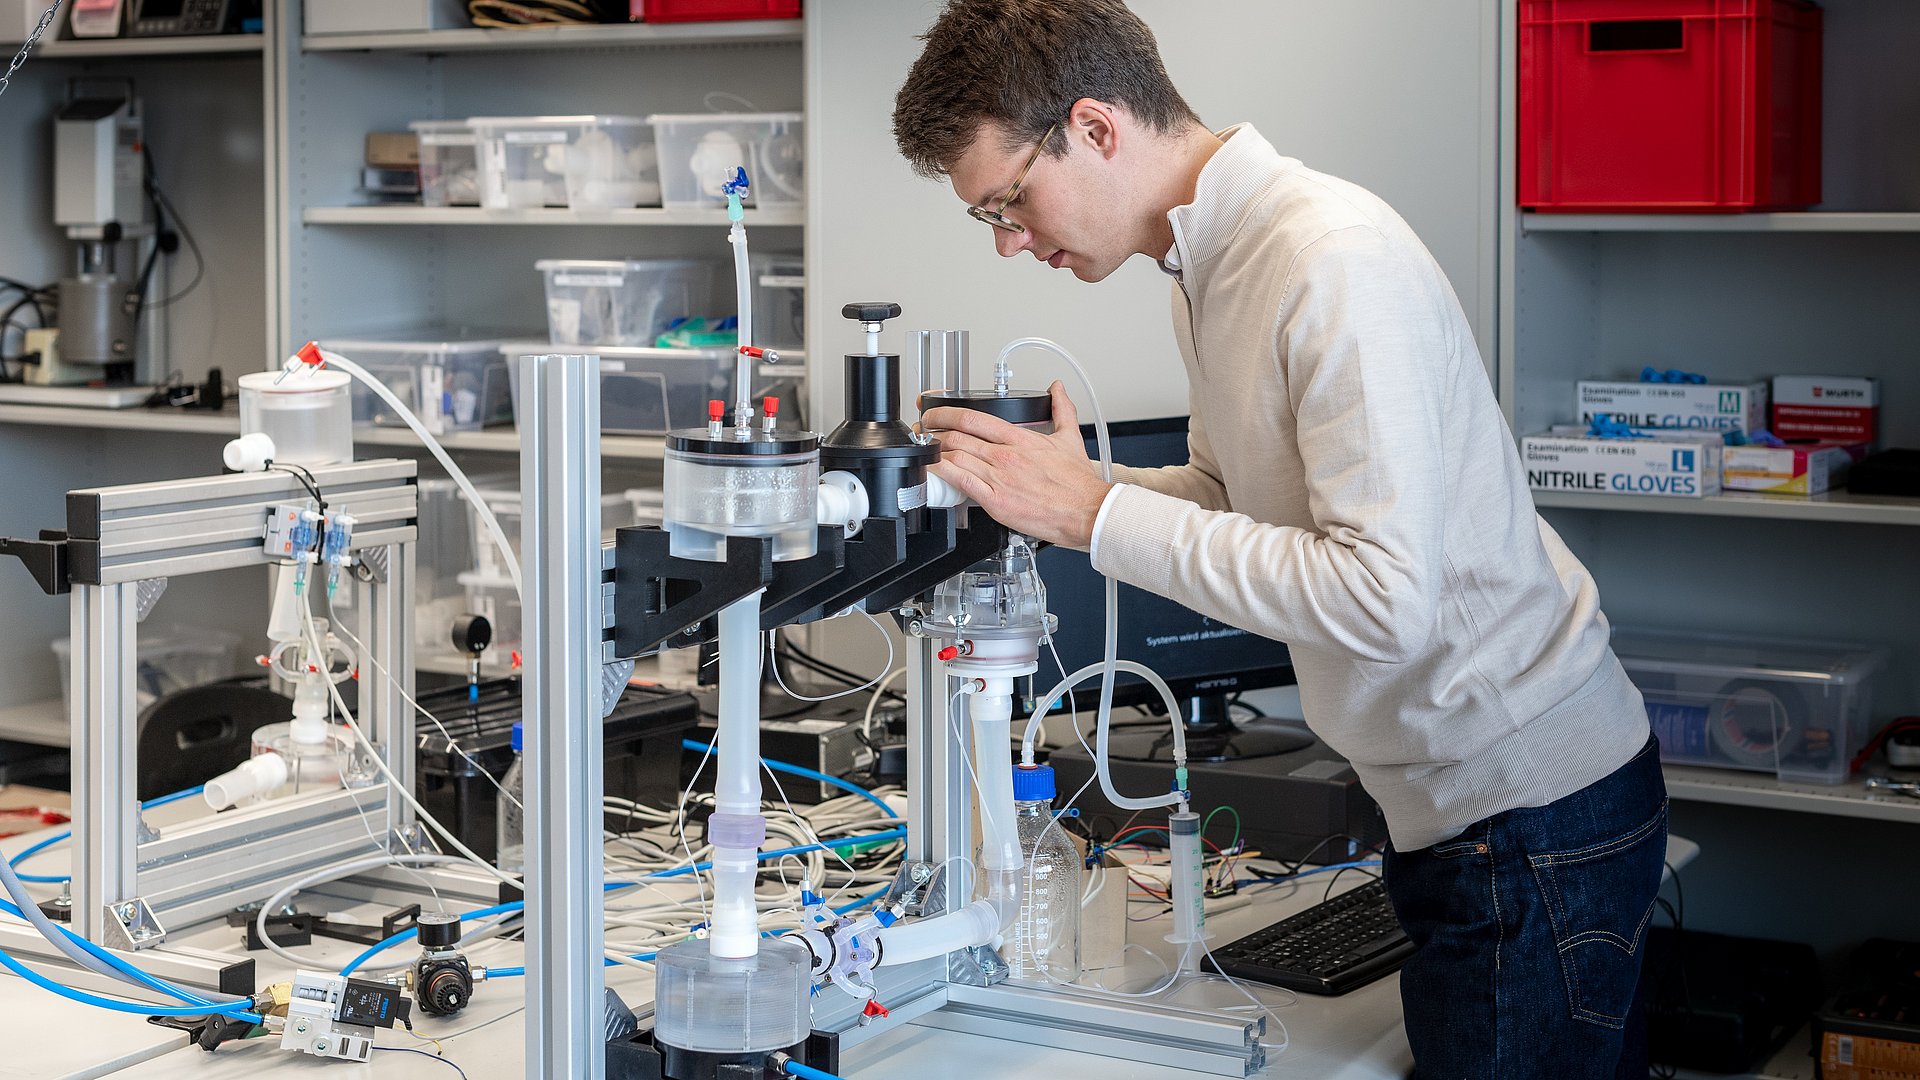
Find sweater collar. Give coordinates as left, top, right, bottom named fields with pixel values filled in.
left=1162, top=123, right=1291, bottom=279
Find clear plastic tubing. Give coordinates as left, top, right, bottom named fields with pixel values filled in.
left=709, top=589, right=768, bottom=959
left=995, top=336, right=1188, bottom=810
left=729, top=218, right=753, bottom=424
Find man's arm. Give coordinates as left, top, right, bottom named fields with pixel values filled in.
left=1092, top=227, right=1449, bottom=663
left=1109, top=405, right=1231, bottom=512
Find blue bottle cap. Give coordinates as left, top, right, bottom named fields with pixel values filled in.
left=1012, top=763, right=1056, bottom=802
left=511, top=721, right=523, bottom=752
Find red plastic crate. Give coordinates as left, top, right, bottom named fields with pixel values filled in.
left=632, top=0, right=800, bottom=22
left=1519, top=0, right=1822, bottom=212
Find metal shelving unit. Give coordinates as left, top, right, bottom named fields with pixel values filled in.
left=300, top=18, right=801, bottom=53
left=303, top=205, right=805, bottom=227
left=1530, top=490, right=1920, bottom=527
left=0, top=699, right=66, bottom=749
left=1663, top=766, right=1920, bottom=826
left=37, top=34, right=264, bottom=58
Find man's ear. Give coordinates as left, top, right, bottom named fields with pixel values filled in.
left=1068, top=97, right=1122, bottom=161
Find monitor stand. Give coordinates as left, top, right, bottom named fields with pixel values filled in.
left=1105, top=693, right=1314, bottom=764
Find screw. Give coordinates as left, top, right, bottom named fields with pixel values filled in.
left=294, top=1019, right=309, bottom=1034
left=117, top=903, right=137, bottom=922
left=910, top=864, right=931, bottom=883
left=314, top=1039, right=329, bottom=1054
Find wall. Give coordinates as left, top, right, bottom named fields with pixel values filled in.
left=805, top=0, right=1498, bottom=425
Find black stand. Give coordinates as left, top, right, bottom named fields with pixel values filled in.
left=1105, top=693, right=1314, bottom=764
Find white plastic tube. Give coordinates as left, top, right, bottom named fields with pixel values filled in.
left=709, top=590, right=767, bottom=959
left=875, top=682, right=1023, bottom=967
left=203, top=751, right=289, bottom=811
left=729, top=220, right=753, bottom=425
left=315, top=347, right=522, bottom=601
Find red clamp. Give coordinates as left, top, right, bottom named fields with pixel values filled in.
left=861, top=998, right=890, bottom=1020
left=295, top=341, right=327, bottom=369
left=738, top=345, right=767, bottom=359
left=510, top=650, right=523, bottom=671
left=936, top=645, right=959, bottom=662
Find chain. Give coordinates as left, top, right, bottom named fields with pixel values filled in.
left=0, top=1, right=64, bottom=101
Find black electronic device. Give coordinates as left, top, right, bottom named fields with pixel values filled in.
left=336, top=977, right=409, bottom=1029
left=413, top=677, right=701, bottom=862
left=1813, top=938, right=1920, bottom=1078
left=128, top=0, right=255, bottom=36
left=1204, top=878, right=1412, bottom=996
left=1640, top=926, right=1821, bottom=1074
left=1027, top=416, right=1304, bottom=763
left=1050, top=734, right=1386, bottom=864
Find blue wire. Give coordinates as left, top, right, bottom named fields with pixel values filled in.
left=681, top=740, right=898, bottom=820
left=783, top=1057, right=851, bottom=1080
left=0, top=940, right=260, bottom=1021
left=338, top=901, right=523, bottom=976
left=832, top=885, right=892, bottom=915
left=0, top=897, right=232, bottom=1010
left=8, top=786, right=206, bottom=884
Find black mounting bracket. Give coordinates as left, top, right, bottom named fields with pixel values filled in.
left=0, top=530, right=71, bottom=595
left=613, top=527, right=774, bottom=658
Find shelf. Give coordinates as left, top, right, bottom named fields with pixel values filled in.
left=301, top=19, right=802, bottom=54
left=0, top=699, right=67, bottom=749
left=1531, top=490, right=1920, bottom=527
left=303, top=206, right=805, bottom=228
left=1521, top=212, right=1920, bottom=234
left=1664, top=765, right=1920, bottom=826
left=354, top=426, right=666, bottom=460
left=37, top=34, right=264, bottom=58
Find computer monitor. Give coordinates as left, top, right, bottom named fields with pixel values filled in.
left=1026, top=416, right=1312, bottom=763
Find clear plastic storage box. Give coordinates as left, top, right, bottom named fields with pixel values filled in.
left=410, top=120, right=480, bottom=207
left=463, top=485, right=651, bottom=581
left=648, top=112, right=804, bottom=210
left=503, top=344, right=734, bottom=436
left=1612, top=629, right=1889, bottom=785
left=53, top=625, right=243, bottom=714
left=750, top=251, right=804, bottom=351
left=469, top=115, right=659, bottom=211
left=534, top=259, right=714, bottom=348
left=318, top=336, right=516, bottom=435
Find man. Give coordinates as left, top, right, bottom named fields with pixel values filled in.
left=893, top=3, right=1666, bottom=1077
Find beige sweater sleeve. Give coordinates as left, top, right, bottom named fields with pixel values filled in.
left=1090, top=227, right=1450, bottom=664
left=1108, top=407, right=1232, bottom=511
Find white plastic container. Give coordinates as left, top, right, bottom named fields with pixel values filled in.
left=52, top=625, right=243, bottom=715
left=318, top=335, right=515, bottom=434
left=469, top=115, right=659, bottom=211
left=750, top=251, right=804, bottom=351
left=648, top=112, right=804, bottom=210
left=238, top=370, right=354, bottom=467
left=534, top=259, right=714, bottom=347
left=463, top=485, right=647, bottom=580
left=410, top=120, right=480, bottom=207
left=503, top=343, right=733, bottom=435
left=1612, top=628, right=1889, bottom=785
left=457, top=570, right=521, bottom=669
left=663, top=434, right=819, bottom=563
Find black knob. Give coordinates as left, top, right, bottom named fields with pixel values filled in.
left=417, top=910, right=462, bottom=949
left=841, top=302, right=901, bottom=322
left=450, top=614, right=492, bottom=659
left=417, top=960, right=472, bottom=1017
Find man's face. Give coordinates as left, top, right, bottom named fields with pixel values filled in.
left=948, top=122, right=1133, bottom=283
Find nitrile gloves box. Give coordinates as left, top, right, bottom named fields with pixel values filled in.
left=1723, top=443, right=1862, bottom=495
left=1577, top=380, right=1768, bottom=434
left=1523, top=432, right=1723, bottom=498
left=1772, top=376, right=1880, bottom=446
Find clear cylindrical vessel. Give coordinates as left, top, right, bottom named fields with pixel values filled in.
left=662, top=429, right=819, bottom=563
left=496, top=722, right=525, bottom=873
left=990, top=764, right=1082, bottom=984
left=244, top=721, right=373, bottom=801
left=651, top=937, right=811, bottom=1054
left=238, top=370, right=353, bottom=467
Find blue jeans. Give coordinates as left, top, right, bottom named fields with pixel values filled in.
left=1382, top=736, right=1667, bottom=1080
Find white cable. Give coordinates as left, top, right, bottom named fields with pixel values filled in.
left=767, top=611, right=895, bottom=702
left=252, top=853, right=475, bottom=971
left=313, top=346, right=522, bottom=600
left=862, top=667, right=907, bottom=740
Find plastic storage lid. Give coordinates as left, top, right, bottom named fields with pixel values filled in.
left=467, top=114, right=648, bottom=128
left=645, top=111, right=803, bottom=124
left=409, top=119, right=474, bottom=134
left=511, top=721, right=523, bottom=752
left=1611, top=629, right=1888, bottom=685
left=237, top=370, right=351, bottom=393
left=1012, top=763, right=1056, bottom=802
left=319, top=335, right=515, bottom=355
left=533, top=257, right=709, bottom=273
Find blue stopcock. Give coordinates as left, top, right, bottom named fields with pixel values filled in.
left=722, top=166, right=750, bottom=222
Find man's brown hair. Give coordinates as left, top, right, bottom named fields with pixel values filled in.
left=892, top=0, right=1201, bottom=180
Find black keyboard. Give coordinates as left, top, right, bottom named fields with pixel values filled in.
left=1205, top=878, right=1414, bottom=995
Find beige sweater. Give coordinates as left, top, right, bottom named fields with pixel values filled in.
left=1089, top=126, right=1648, bottom=851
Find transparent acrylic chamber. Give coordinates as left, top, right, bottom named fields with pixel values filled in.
left=652, top=938, right=811, bottom=1053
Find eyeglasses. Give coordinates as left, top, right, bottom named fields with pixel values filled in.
left=966, top=122, right=1058, bottom=233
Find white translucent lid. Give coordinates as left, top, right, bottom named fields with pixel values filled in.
left=319, top=336, right=513, bottom=356
left=533, top=257, right=709, bottom=273
left=1612, top=629, right=1888, bottom=686
left=467, top=115, right=648, bottom=128
left=408, top=119, right=472, bottom=132
left=238, top=370, right=350, bottom=393
left=645, top=112, right=803, bottom=125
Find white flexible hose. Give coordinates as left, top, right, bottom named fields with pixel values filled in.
left=314, top=346, right=522, bottom=601
left=729, top=220, right=753, bottom=423
left=993, top=337, right=1188, bottom=810
left=253, top=853, right=477, bottom=971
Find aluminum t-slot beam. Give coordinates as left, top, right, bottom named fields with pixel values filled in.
left=919, top=983, right=1266, bottom=1077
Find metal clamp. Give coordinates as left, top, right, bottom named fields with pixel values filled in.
left=102, top=897, right=166, bottom=951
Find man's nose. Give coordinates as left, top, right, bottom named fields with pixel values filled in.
left=994, top=225, right=1030, bottom=258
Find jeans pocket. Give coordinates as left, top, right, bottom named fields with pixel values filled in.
left=1525, top=800, right=1667, bottom=1029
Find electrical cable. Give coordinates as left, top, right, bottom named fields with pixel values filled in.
left=766, top=612, right=895, bottom=702
left=374, top=1044, right=470, bottom=1079
left=0, top=942, right=261, bottom=1021
left=8, top=785, right=204, bottom=884
left=680, top=739, right=898, bottom=820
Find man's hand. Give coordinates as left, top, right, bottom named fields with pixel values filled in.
left=920, top=381, right=1112, bottom=549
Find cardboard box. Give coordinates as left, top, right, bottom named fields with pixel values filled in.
left=1577, top=380, right=1768, bottom=434
left=365, top=132, right=420, bottom=168
left=1772, top=375, right=1880, bottom=447
left=1523, top=432, right=1723, bottom=498
left=1723, top=442, right=1863, bottom=495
